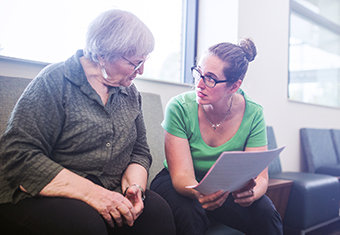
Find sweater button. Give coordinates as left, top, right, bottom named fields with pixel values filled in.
left=106, top=142, right=111, bottom=147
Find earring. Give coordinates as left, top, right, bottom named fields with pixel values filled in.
left=101, top=66, right=108, bottom=79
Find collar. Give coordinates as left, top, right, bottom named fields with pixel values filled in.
left=64, top=50, right=128, bottom=96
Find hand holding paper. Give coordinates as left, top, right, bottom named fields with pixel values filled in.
left=186, top=147, right=285, bottom=195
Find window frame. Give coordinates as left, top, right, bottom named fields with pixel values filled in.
left=182, top=0, right=199, bottom=84
left=288, top=0, right=340, bottom=108
left=0, top=0, right=199, bottom=86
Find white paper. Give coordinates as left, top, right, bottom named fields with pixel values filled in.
left=186, top=147, right=285, bottom=195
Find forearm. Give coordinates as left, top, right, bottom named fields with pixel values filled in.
left=38, top=168, right=98, bottom=202
left=170, top=173, right=200, bottom=199
left=254, top=168, right=269, bottom=198
left=121, top=163, right=148, bottom=193
left=37, top=168, right=137, bottom=227
left=164, top=132, right=201, bottom=199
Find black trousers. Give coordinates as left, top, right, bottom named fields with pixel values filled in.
left=0, top=189, right=175, bottom=235
left=151, top=168, right=283, bottom=235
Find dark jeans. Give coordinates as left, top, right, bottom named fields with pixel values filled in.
left=151, top=168, right=283, bottom=235
left=0, top=181, right=175, bottom=235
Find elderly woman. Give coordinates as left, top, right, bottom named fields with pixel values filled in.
left=0, top=9, right=175, bottom=235
left=151, top=39, right=283, bottom=235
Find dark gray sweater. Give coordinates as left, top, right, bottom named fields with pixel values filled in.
left=0, top=50, right=152, bottom=203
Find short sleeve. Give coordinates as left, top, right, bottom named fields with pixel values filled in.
left=161, top=97, right=188, bottom=139
left=246, top=107, right=267, bottom=147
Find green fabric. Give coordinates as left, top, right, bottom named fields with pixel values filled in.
left=162, top=90, right=267, bottom=181
left=0, top=50, right=152, bottom=204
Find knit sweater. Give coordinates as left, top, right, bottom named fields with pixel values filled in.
left=0, top=50, right=152, bottom=203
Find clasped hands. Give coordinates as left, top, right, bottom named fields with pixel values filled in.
left=195, top=178, right=256, bottom=210
left=88, top=184, right=144, bottom=228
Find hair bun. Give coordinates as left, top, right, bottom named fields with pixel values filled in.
left=239, top=38, right=257, bottom=62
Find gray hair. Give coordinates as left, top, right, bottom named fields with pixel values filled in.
left=84, top=9, right=155, bottom=63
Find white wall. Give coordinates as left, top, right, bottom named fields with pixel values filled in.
left=237, top=0, right=340, bottom=171
left=197, top=0, right=239, bottom=58
left=1, top=0, right=340, bottom=172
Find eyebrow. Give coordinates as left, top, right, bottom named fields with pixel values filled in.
left=205, top=72, right=218, bottom=79
left=197, top=66, right=218, bottom=79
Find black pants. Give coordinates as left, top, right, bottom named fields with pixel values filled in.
left=0, top=190, right=175, bottom=235
left=151, top=168, right=283, bottom=235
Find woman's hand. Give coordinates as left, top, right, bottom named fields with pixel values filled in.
left=124, top=184, right=144, bottom=218
left=121, top=163, right=148, bottom=219
left=196, top=190, right=229, bottom=210
left=38, top=169, right=137, bottom=228
left=85, top=184, right=137, bottom=228
left=232, top=178, right=257, bottom=207
left=233, top=146, right=269, bottom=207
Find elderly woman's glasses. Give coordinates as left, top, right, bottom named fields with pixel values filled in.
left=191, top=67, right=228, bottom=88
left=122, top=56, right=145, bottom=72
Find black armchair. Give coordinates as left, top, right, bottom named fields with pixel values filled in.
left=267, top=126, right=340, bottom=234
left=300, top=128, right=340, bottom=176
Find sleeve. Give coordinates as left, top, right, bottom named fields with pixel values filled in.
left=245, top=107, right=267, bottom=148
left=129, top=92, right=152, bottom=172
left=161, top=97, right=188, bottom=139
left=0, top=74, right=65, bottom=197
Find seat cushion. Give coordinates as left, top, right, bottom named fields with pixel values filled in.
left=271, top=172, right=340, bottom=229
left=316, top=164, right=340, bottom=176
left=205, top=223, right=244, bottom=235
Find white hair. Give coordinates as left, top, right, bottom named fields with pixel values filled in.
left=84, top=9, right=155, bottom=63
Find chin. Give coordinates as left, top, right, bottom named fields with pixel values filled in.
left=121, top=80, right=133, bottom=87
left=196, top=97, right=211, bottom=106
left=196, top=97, right=205, bottom=104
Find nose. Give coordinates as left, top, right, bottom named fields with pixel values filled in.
left=196, top=76, right=206, bottom=89
left=137, top=64, right=144, bottom=75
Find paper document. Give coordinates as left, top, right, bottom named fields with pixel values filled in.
left=186, top=146, right=285, bottom=195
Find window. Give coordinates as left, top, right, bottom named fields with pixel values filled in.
left=288, top=0, right=340, bottom=108
left=0, top=0, right=198, bottom=84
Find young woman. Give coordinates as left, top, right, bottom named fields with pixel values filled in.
left=151, top=39, right=283, bottom=235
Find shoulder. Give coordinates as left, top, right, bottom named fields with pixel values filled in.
left=22, top=62, right=66, bottom=100
left=238, top=89, right=263, bottom=114
left=167, top=90, right=196, bottom=110
left=38, top=62, right=66, bottom=84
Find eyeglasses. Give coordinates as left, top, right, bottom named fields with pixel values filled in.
left=191, top=66, right=228, bottom=88
left=122, top=56, right=145, bottom=72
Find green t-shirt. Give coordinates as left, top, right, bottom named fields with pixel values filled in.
left=162, top=89, right=267, bottom=181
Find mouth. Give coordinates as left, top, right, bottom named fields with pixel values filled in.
left=196, top=90, right=206, bottom=98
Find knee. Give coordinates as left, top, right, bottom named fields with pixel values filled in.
left=50, top=198, right=109, bottom=235
left=250, top=196, right=283, bottom=234
left=139, top=190, right=176, bottom=234
left=145, top=190, right=209, bottom=235
left=255, top=196, right=282, bottom=222
left=174, top=199, right=210, bottom=235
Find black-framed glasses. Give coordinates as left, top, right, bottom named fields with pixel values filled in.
left=191, top=66, right=228, bottom=88
left=122, top=56, right=145, bottom=72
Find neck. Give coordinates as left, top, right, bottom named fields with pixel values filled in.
left=80, top=57, right=102, bottom=79
left=202, top=95, right=233, bottom=130
left=80, top=57, right=109, bottom=94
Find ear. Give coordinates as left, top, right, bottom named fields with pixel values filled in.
left=230, top=80, right=242, bottom=92
left=97, top=57, right=105, bottom=67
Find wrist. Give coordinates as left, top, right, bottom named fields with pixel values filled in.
left=123, top=184, right=145, bottom=201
